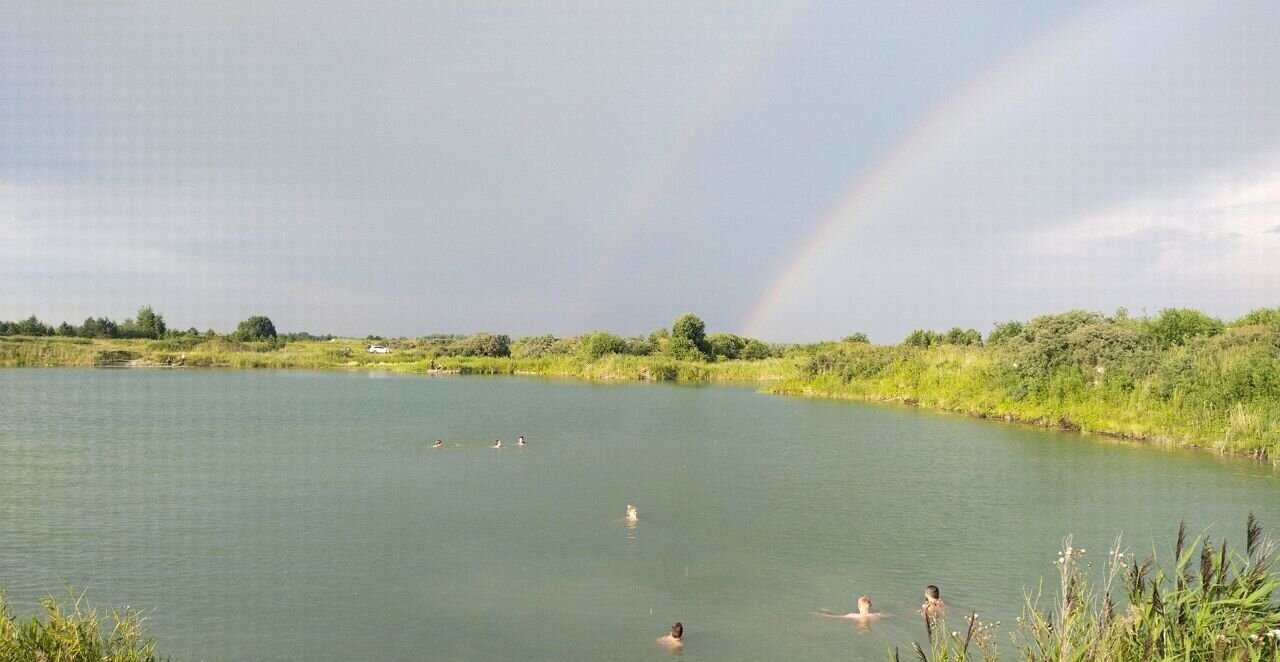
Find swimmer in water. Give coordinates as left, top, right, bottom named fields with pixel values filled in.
left=433, top=439, right=443, bottom=449
left=658, top=622, right=683, bottom=651
left=625, top=504, right=638, bottom=522
left=817, top=595, right=885, bottom=624
left=921, top=585, right=946, bottom=619
left=517, top=436, right=526, bottom=447
left=493, top=439, right=502, bottom=449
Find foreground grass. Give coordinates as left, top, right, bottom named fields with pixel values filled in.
left=0, top=589, right=161, bottom=662
left=898, top=516, right=1280, bottom=661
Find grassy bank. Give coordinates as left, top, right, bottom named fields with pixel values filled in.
left=768, top=316, right=1280, bottom=459
left=0, top=335, right=799, bottom=382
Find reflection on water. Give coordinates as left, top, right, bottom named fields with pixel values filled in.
left=624, top=517, right=638, bottom=551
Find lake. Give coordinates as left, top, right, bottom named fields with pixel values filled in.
left=1, top=369, right=1276, bottom=660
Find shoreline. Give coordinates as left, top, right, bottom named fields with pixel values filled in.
left=5, top=358, right=1276, bottom=468
left=767, top=383, right=1277, bottom=465
left=3, top=335, right=1275, bottom=463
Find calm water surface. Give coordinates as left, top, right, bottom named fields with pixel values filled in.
left=1, top=369, right=1277, bottom=661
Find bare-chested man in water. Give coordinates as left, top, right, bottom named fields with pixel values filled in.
left=921, top=585, right=947, bottom=619
left=817, top=595, right=886, bottom=625
left=658, top=622, right=683, bottom=651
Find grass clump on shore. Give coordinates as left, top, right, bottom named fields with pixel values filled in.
left=896, top=516, right=1280, bottom=661
left=0, top=588, right=161, bottom=662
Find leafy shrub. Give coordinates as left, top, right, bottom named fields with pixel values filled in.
left=739, top=339, right=775, bottom=361
left=664, top=336, right=705, bottom=361
left=903, top=329, right=943, bottom=348
left=671, top=313, right=711, bottom=359
left=1143, top=307, right=1225, bottom=347
left=232, top=315, right=277, bottom=341
left=448, top=332, right=511, bottom=357
left=707, top=333, right=746, bottom=360
left=1232, top=307, right=1280, bottom=328
left=579, top=331, right=627, bottom=359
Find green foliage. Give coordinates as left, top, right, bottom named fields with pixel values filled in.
left=1143, top=307, right=1225, bottom=347
left=842, top=332, right=870, bottom=344
left=1013, top=517, right=1280, bottom=661
left=671, top=313, right=711, bottom=359
left=1064, top=322, right=1142, bottom=372
left=891, top=518, right=1280, bottom=661
left=0, top=315, right=56, bottom=336
left=664, top=336, right=706, bottom=361
left=944, top=327, right=982, bottom=346
left=707, top=333, right=746, bottom=360
left=987, top=320, right=1025, bottom=346
left=579, top=331, right=627, bottom=359
left=232, top=315, right=277, bottom=341
left=739, top=339, right=775, bottom=361
left=904, top=329, right=943, bottom=348
left=0, top=587, right=162, bottom=661
left=623, top=335, right=657, bottom=356
left=448, top=332, right=511, bottom=357
left=79, top=317, right=119, bottom=339
left=133, top=306, right=166, bottom=339
left=1233, top=307, right=1280, bottom=328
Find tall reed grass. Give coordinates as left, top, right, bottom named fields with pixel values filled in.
left=893, top=516, right=1280, bottom=661
left=0, top=588, right=161, bottom=662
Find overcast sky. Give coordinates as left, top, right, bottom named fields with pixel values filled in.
left=2, top=1, right=1277, bottom=342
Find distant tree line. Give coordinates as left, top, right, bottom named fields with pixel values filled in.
left=0, top=309, right=333, bottom=344
left=366, top=314, right=783, bottom=362
left=0, top=306, right=169, bottom=339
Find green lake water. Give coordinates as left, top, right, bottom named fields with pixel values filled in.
left=1, top=369, right=1277, bottom=661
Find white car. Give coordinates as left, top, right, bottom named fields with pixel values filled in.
left=366, top=345, right=391, bottom=354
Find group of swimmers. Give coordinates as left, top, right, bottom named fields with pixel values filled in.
left=627, top=499, right=946, bottom=651
left=817, top=585, right=947, bottom=625
left=431, top=435, right=526, bottom=449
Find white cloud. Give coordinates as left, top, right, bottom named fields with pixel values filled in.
left=1027, top=155, right=1280, bottom=277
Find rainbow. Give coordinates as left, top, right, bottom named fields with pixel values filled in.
left=739, top=3, right=1134, bottom=339
left=575, top=3, right=808, bottom=324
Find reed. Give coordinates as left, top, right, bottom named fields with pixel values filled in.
left=0, top=587, right=162, bottom=662
left=893, top=516, right=1280, bottom=661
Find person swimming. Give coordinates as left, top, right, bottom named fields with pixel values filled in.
left=433, top=439, right=443, bottom=449
left=817, top=595, right=885, bottom=623
left=921, top=585, right=946, bottom=618
left=658, top=622, right=683, bottom=650
left=517, top=436, right=526, bottom=447
left=625, top=504, right=638, bottom=522
left=493, top=439, right=502, bottom=449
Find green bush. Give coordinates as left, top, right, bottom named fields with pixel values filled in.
left=579, top=331, right=627, bottom=359
left=1143, top=307, right=1225, bottom=347
left=448, top=332, right=511, bottom=357
left=739, top=339, right=774, bottom=360
left=671, top=313, right=711, bottom=359
left=707, top=333, right=746, bottom=360
left=232, top=315, right=277, bottom=341
left=664, top=336, right=705, bottom=361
